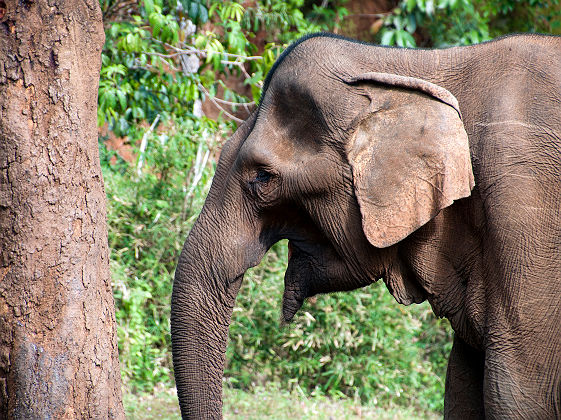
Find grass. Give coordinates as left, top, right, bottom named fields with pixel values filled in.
left=124, top=384, right=441, bottom=419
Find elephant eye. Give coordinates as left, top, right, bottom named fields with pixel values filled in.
left=255, top=169, right=272, bottom=184
left=247, top=168, right=278, bottom=201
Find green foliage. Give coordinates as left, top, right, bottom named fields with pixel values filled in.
left=379, top=0, right=491, bottom=47
left=100, top=118, right=226, bottom=390
left=480, top=0, right=561, bottom=36
left=227, top=244, right=452, bottom=411
left=378, top=0, right=560, bottom=47
left=98, top=0, right=341, bottom=139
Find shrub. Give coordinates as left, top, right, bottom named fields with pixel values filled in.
left=100, top=119, right=225, bottom=390
left=228, top=243, right=452, bottom=411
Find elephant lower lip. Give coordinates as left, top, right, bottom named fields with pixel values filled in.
left=281, top=295, right=304, bottom=324
left=287, top=241, right=293, bottom=261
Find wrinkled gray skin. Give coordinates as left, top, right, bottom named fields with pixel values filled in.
left=171, top=33, right=561, bottom=419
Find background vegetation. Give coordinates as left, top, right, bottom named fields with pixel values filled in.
left=98, top=0, right=560, bottom=415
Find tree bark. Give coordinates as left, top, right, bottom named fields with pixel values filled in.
left=0, top=1, right=124, bottom=418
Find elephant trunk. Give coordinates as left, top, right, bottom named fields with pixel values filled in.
left=171, top=208, right=259, bottom=419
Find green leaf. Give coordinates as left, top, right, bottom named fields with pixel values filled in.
left=105, top=89, right=117, bottom=110
left=393, top=15, right=404, bottom=31
left=194, top=34, right=206, bottom=50
left=144, top=0, right=154, bottom=16
left=212, top=54, right=221, bottom=69
left=245, top=70, right=263, bottom=86
left=231, top=3, right=244, bottom=22
left=208, top=2, right=219, bottom=17
left=167, top=20, right=179, bottom=44
left=97, top=107, right=105, bottom=126
left=402, top=31, right=417, bottom=47
left=110, top=24, right=120, bottom=38
left=406, top=14, right=417, bottom=33
left=149, top=13, right=163, bottom=38
left=250, top=84, right=261, bottom=102
left=426, top=0, right=434, bottom=15
left=406, top=0, right=417, bottom=12
left=198, top=4, right=208, bottom=23
left=189, top=1, right=199, bottom=21
left=179, top=0, right=191, bottom=11
left=116, top=90, right=127, bottom=110
left=395, top=30, right=403, bottom=46
left=380, top=30, right=395, bottom=45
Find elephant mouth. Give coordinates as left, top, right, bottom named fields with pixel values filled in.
left=281, top=241, right=313, bottom=323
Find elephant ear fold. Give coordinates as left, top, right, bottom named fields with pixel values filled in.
left=345, top=72, right=474, bottom=248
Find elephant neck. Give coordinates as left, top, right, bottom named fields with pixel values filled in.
left=394, top=201, right=486, bottom=350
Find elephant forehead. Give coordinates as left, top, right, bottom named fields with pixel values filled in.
left=241, top=102, right=328, bottom=162
left=239, top=128, right=297, bottom=165
left=263, top=62, right=361, bottom=130
left=273, top=81, right=357, bottom=126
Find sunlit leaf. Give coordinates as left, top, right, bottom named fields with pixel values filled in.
left=380, top=29, right=395, bottom=45
left=143, top=0, right=154, bottom=16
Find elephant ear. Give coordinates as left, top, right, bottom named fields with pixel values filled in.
left=345, top=72, right=474, bottom=249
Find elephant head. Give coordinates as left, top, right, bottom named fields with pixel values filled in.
left=171, top=34, right=474, bottom=418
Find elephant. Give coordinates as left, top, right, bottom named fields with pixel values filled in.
left=171, top=33, right=561, bottom=419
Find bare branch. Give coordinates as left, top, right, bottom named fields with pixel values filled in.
left=144, top=51, right=184, bottom=59
left=103, top=0, right=138, bottom=22
left=344, top=12, right=392, bottom=18
left=137, top=114, right=161, bottom=176
left=156, top=40, right=263, bottom=61
left=211, top=95, right=255, bottom=107
left=137, top=56, right=180, bottom=72
left=197, top=83, right=244, bottom=123
left=238, top=63, right=253, bottom=81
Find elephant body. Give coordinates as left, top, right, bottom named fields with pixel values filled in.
left=172, top=34, right=561, bottom=419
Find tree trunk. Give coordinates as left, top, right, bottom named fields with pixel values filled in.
left=0, top=1, right=124, bottom=418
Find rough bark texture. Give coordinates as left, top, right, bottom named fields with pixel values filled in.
left=0, top=1, right=124, bottom=418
